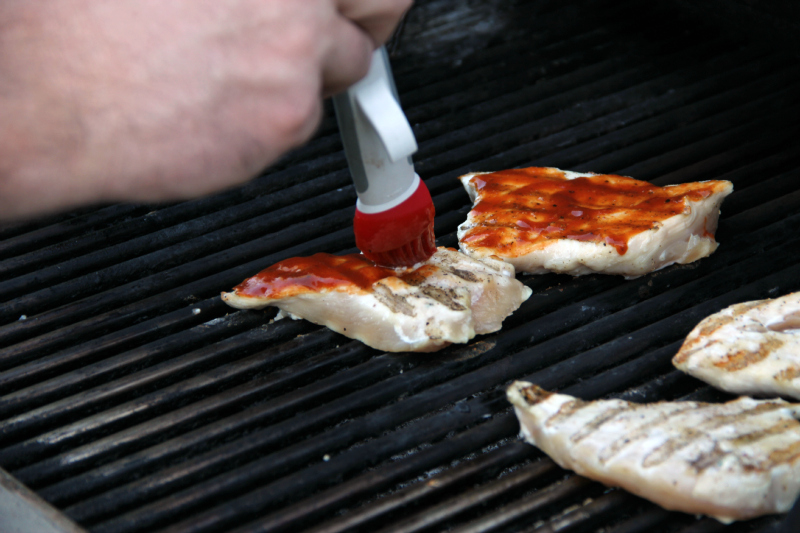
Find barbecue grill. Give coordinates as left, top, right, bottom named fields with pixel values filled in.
left=2, top=0, right=800, bottom=532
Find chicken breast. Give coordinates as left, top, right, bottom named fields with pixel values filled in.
left=507, top=381, right=800, bottom=523
left=457, top=167, right=733, bottom=278
left=222, top=247, right=531, bottom=353
left=673, top=292, right=800, bottom=400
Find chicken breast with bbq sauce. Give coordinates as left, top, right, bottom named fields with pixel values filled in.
left=222, top=247, right=532, bottom=352
left=458, top=167, right=733, bottom=278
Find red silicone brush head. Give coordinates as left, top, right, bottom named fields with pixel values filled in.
left=353, top=179, right=436, bottom=268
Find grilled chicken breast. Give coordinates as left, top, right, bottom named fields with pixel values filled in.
left=458, top=167, right=733, bottom=278
left=673, top=292, right=800, bottom=400
left=222, top=248, right=531, bottom=353
left=507, top=381, right=800, bottom=523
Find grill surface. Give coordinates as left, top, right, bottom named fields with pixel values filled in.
left=2, top=0, right=800, bottom=532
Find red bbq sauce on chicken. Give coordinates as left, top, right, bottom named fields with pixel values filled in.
left=462, top=168, right=725, bottom=255
left=233, top=253, right=399, bottom=299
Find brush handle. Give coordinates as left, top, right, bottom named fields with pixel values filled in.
left=333, top=47, right=418, bottom=212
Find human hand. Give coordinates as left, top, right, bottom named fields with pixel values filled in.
left=0, top=0, right=412, bottom=220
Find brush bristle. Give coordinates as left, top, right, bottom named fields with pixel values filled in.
left=354, top=177, right=437, bottom=268
left=364, top=224, right=436, bottom=268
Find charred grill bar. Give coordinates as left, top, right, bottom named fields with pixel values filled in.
left=1, top=0, right=800, bottom=532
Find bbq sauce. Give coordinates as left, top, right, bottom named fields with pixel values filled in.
left=463, top=168, right=723, bottom=255
left=234, top=253, right=397, bottom=298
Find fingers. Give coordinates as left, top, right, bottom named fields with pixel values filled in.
left=337, top=0, right=413, bottom=46
left=320, top=14, right=373, bottom=96
left=321, top=0, right=412, bottom=96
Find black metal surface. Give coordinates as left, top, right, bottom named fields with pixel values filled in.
left=1, top=0, right=800, bottom=532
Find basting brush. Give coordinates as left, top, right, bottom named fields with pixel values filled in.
left=333, top=47, right=436, bottom=268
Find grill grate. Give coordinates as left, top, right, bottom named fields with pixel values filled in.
left=1, top=0, right=800, bottom=532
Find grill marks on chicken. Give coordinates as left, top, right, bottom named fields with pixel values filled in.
left=222, top=248, right=531, bottom=353
left=673, top=292, right=800, bottom=399
left=507, top=381, right=800, bottom=523
left=457, top=167, right=733, bottom=278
